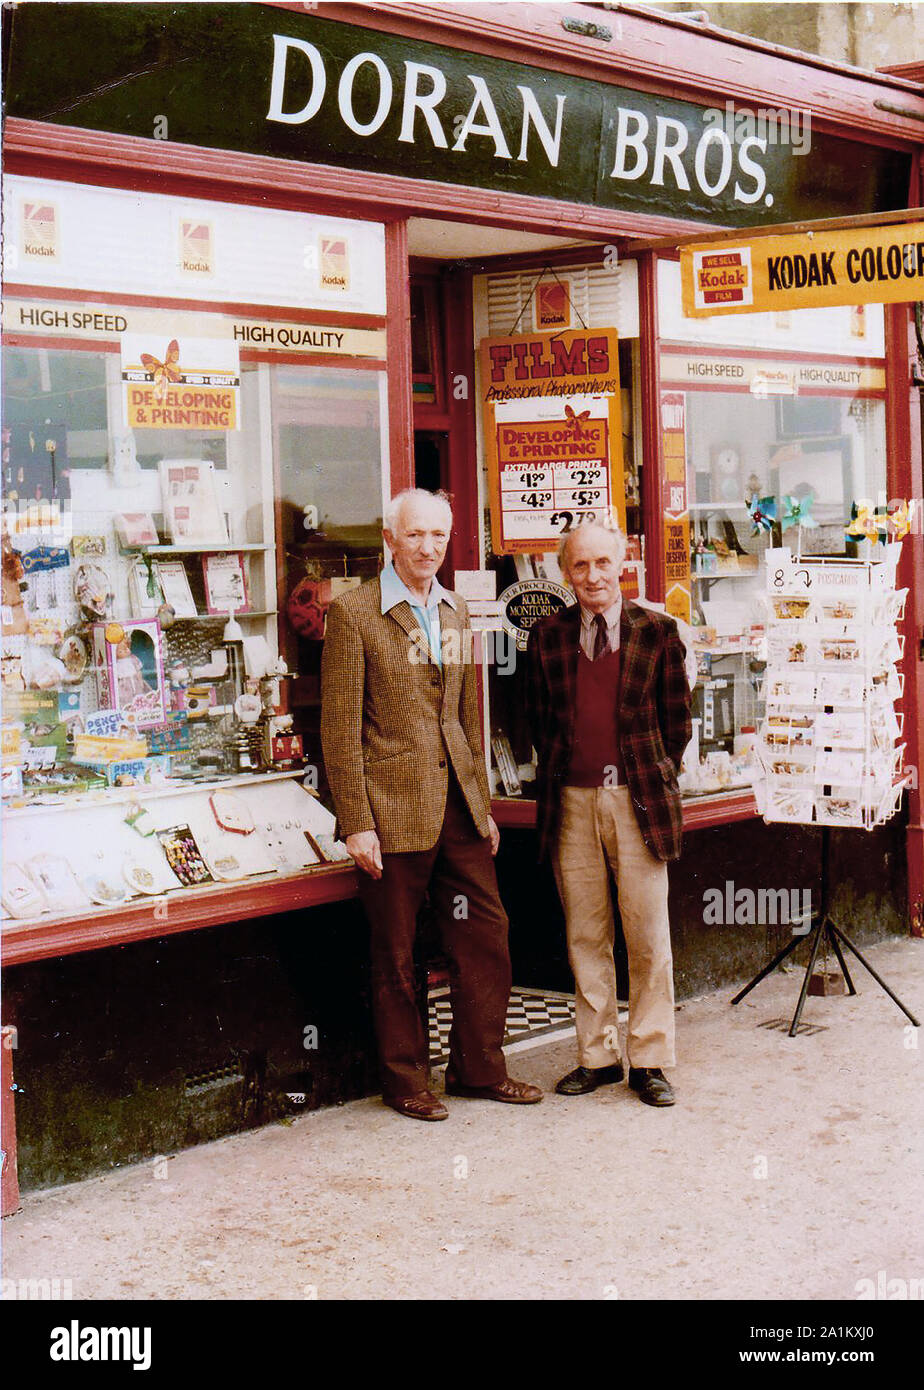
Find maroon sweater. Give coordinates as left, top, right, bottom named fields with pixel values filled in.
left=565, top=649, right=624, bottom=787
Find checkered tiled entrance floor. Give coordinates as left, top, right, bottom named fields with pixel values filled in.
left=428, top=986, right=577, bottom=1063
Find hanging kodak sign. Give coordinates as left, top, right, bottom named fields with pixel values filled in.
left=681, top=220, right=924, bottom=317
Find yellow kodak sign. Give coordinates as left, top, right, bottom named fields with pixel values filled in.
left=681, top=221, right=924, bottom=316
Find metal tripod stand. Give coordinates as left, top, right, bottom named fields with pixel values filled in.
left=731, top=827, right=920, bottom=1036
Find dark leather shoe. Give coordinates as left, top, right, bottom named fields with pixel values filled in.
left=444, top=1075, right=542, bottom=1104
left=555, top=1063, right=624, bottom=1095
left=628, top=1067, right=675, bottom=1107
left=386, top=1090, right=448, bottom=1121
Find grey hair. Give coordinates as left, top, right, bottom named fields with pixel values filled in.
left=383, top=488, right=453, bottom=533
left=557, top=517, right=627, bottom=574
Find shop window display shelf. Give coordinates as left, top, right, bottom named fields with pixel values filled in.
left=118, top=543, right=272, bottom=555
left=1, top=773, right=359, bottom=966
left=491, top=788, right=759, bottom=831
left=0, top=861, right=359, bottom=967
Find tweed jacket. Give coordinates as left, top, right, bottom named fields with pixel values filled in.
left=320, top=576, right=492, bottom=854
left=526, top=599, right=692, bottom=862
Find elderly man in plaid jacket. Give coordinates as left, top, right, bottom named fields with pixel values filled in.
left=526, top=521, right=692, bottom=1107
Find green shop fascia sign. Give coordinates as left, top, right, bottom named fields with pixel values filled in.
left=2, top=3, right=910, bottom=227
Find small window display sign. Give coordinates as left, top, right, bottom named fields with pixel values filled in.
left=202, top=552, right=249, bottom=614
left=122, top=335, right=239, bottom=432
left=499, top=579, right=574, bottom=652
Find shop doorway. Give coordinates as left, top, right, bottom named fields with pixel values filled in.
left=407, top=219, right=621, bottom=1017
left=413, top=428, right=455, bottom=580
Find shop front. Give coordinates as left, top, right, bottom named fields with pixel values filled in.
left=2, top=1, right=923, bottom=1193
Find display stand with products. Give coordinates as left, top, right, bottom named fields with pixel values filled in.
left=1, top=771, right=346, bottom=927
left=733, top=543, right=919, bottom=1035
left=0, top=382, right=367, bottom=943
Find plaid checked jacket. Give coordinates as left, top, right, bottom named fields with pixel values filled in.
left=526, top=600, right=693, bottom=862
left=320, top=576, right=492, bottom=854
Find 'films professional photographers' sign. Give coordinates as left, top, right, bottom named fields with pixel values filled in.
left=480, top=328, right=627, bottom=555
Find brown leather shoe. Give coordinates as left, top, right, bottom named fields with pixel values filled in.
left=386, top=1090, right=448, bottom=1121
left=444, top=1075, right=542, bottom=1104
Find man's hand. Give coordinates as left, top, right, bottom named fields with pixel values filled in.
left=487, top=815, right=500, bottom=857
left=345, top=829, right=383, bottom=879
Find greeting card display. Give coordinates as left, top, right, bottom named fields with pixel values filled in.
left=115, top=513, right=159, bottom=548
left=153, top=561, right=197, bottom=618
left=92, top=620, right=167, bottom=729
left=757, top=546, right=907, bottom=830
left=159, top=460, right=228, bottom=544
left=202, top=552, right=248, bottom=614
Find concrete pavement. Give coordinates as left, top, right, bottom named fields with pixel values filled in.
left=3, top=937, right=922, bottom=1301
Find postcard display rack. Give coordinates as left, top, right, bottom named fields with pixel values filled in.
left=757, top=545, right=907, bottom=832
left=734, top=543, right=919, bottom=1036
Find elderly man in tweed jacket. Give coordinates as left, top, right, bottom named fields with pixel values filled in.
left=526, top=521, right=692, bottom=1107
left=321, top=488, right=541, bottom=1121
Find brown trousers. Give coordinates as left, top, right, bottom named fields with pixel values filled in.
left=357, top=775, right=512, bottom=1100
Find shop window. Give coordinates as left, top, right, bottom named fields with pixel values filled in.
left=1, top=178, right=389, bottom=928
left=2, top=342, right=388, bottom=780
left=274, top=364, right=386, bottom=754
left=657, top=259, right=888, bottom=798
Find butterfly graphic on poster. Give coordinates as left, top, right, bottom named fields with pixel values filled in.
left=140, top=340, right=181, bottom=404
left=564, top=404, right=591, bottom=440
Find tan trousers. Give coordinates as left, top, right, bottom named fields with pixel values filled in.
left=553, top=786, right=676, bottom=1070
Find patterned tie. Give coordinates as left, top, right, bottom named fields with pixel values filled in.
left=593, top=613, right=608, bottom=660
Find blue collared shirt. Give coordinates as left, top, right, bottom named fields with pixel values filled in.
left=380, top=562, right=456, bottom=669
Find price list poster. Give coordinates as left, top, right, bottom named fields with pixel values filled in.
left=479, top=328, right=627, bottom=554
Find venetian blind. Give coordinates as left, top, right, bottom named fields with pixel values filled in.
left=482, top=260, right=639, bottom=338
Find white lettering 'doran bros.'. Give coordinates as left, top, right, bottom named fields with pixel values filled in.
left=265, top=33, right=773, bottom=209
